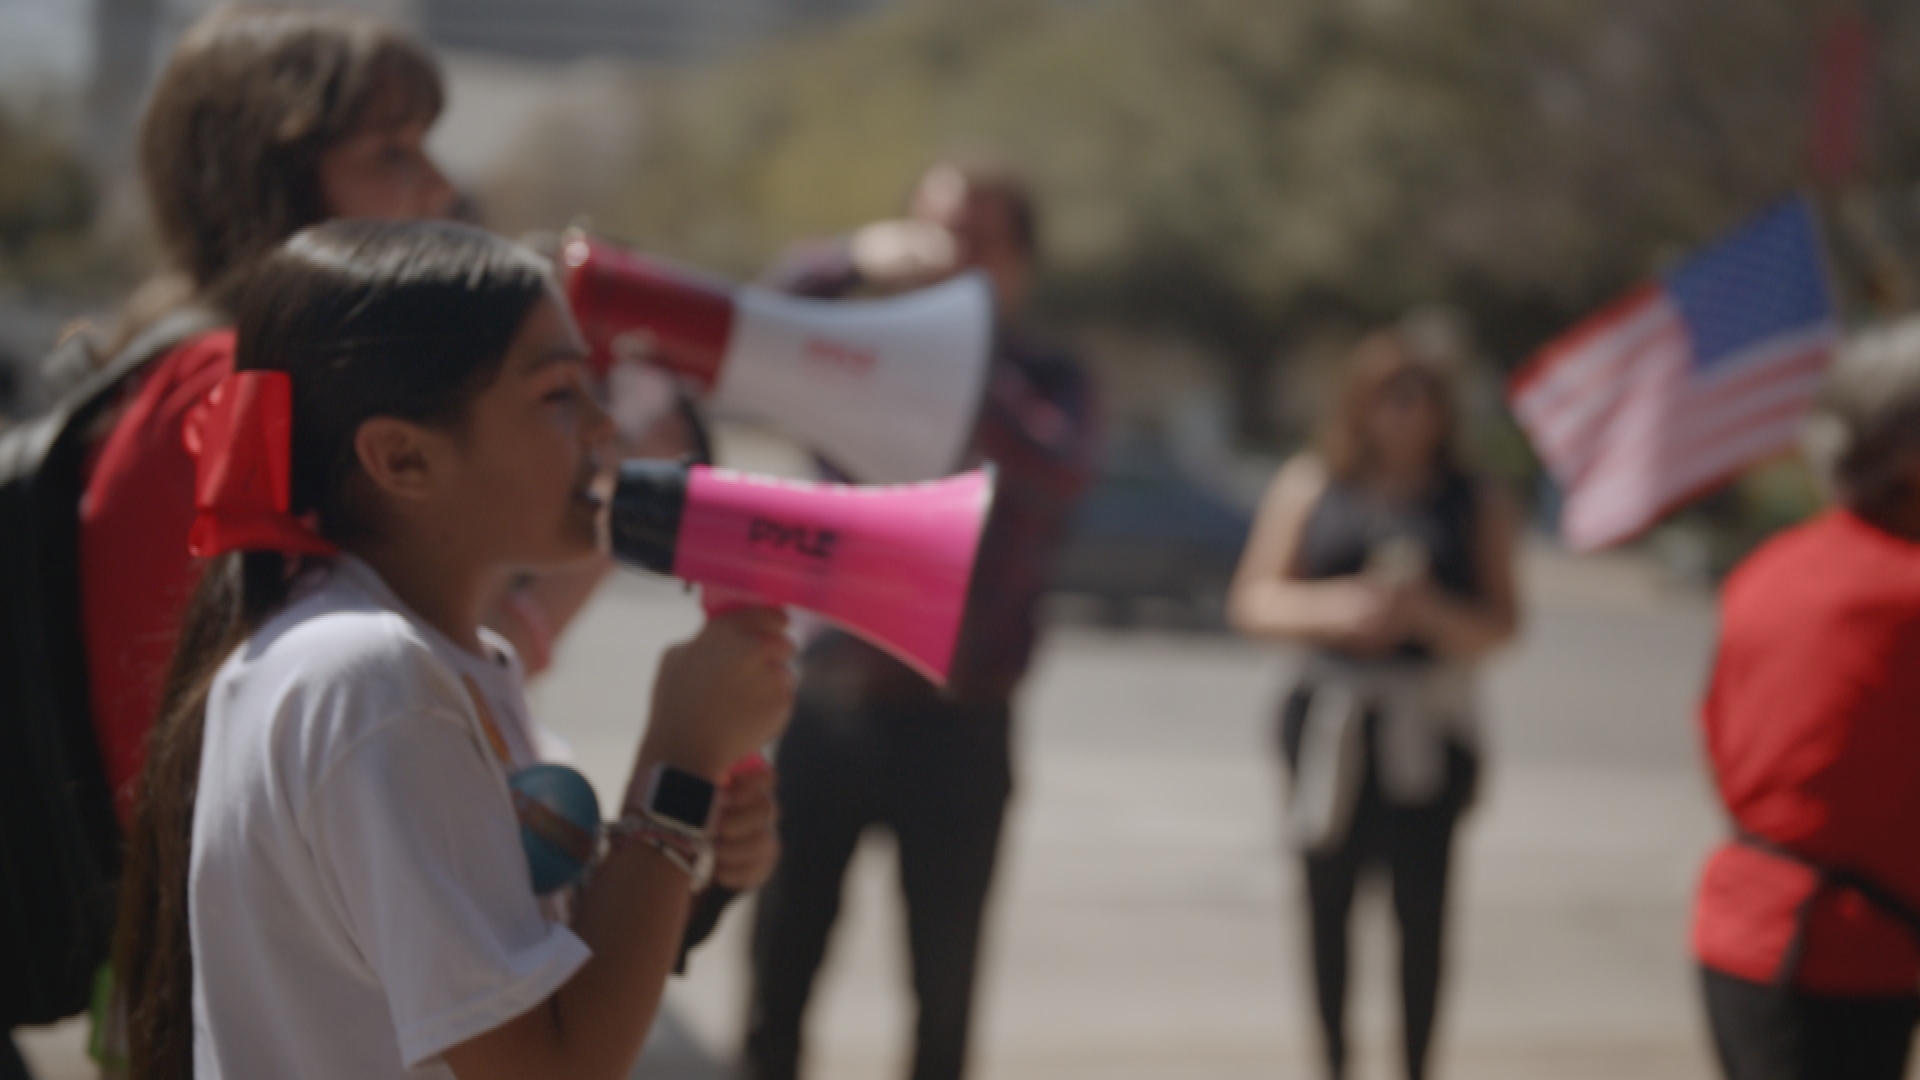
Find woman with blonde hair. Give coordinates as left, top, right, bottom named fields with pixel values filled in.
left=1228, top=327, right=1519, bottom=1080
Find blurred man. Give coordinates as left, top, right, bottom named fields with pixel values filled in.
left=744, top=160, right=1099, bottom=1080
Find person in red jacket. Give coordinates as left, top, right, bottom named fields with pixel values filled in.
left=81, top=6, right=458, bottom=825
left=1694, top=319, right=1920, bottom=1080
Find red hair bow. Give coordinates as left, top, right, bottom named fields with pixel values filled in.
left=183, top=371, right=339, bottom=559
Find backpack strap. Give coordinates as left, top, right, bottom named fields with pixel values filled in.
left=0, top=307, right=222, bottom=507
left=58, top=307, right=225, bottom=434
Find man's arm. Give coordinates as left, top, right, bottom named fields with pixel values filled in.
left=759, top=237, right=867, bottom=299
left=761, top=222, right=960, bottom=300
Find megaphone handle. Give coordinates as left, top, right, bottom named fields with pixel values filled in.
left=673, top=751, right=772, bottom=973
left=676, top=582, right=786, bottom=972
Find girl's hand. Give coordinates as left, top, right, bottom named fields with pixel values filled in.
left=710, top=762, right=780, bottom=891
left=641, top=608, right=794, bottom=781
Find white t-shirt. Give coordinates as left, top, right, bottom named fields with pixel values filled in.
left=190, top=556, right=591, bottom=1079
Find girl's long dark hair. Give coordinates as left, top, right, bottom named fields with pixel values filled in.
left=113, top=220, right=551, bottom=1080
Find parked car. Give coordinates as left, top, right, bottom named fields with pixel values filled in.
left=1049, top=439, right=1254, bottom=629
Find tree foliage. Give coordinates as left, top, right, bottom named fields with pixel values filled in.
left=0, top=104, right=94, bottom=286
left=532, top=0, right=1920, bottom=442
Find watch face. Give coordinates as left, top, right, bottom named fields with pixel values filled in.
left=653, top=767, right=716, bottom=827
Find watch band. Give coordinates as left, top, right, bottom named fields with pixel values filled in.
left=605, top=811, right=715, bottom=891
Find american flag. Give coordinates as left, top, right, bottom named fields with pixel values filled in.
left=1509, top=197, right=1840, bottom=552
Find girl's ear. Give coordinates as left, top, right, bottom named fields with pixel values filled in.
left=353, top=417, right=445, bottom=502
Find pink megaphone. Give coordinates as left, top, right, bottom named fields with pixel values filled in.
left=605, top=460, right=994, bottom=686
left=561, top=231, right=993, bottom=485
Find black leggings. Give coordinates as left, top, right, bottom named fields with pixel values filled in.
left=745, top=697, right=1013, bottom=1080
left=2, top=1034, right=31, bottom=1080
left=1281, top=693, right=1476, bottom=1080
left=1702, top=966, right=1919, bottom=1080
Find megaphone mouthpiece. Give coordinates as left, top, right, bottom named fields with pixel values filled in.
left=562, top=232, right=735, bottom=385
left=605, top=460, right=686, bottom=575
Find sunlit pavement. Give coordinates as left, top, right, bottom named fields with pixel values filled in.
left=16, top=544, right=1725, bottom=1080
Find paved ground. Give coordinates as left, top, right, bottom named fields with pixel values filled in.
left=16, top=544, right=1732, bottom=1080
left=618, top=544, right=1728, bottom=1080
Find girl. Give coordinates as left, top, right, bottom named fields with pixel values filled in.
left=85, top=4, right=668, bottom=819
left=113, top=219, right=793, bottom=1080
left=1227, top=329, right=1519, bottom=1080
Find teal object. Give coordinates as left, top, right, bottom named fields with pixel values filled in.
left=508, top=764, right=602, bottom=894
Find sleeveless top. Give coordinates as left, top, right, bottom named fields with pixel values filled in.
left=1293, top=469, right=1483, bottom=664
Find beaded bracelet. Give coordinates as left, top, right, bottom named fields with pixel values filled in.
left=605, top=811, right=714, bottom=891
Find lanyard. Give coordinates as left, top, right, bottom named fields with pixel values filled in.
left=461, top=673, right=517, bottom=769
left=462, top=673, right=601, bottom=893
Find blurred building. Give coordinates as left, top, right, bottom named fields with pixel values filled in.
left=419, top=0, right=892, bottom=65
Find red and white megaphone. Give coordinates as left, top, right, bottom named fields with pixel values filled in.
left=562, top=232, right=993, bottom=484
left=605, top=459, right=994, bottom=685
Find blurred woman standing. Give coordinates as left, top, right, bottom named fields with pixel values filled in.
left=1228, top=328, right=1519, bottom=1080
left=1693, top=321, right=1920, bottom=1080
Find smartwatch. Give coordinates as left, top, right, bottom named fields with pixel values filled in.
left=639, top=764, right=717, bottom=833
left=609, top=765, right=718, bottom=889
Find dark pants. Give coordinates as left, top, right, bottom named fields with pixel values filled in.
left=744, top=696, right=1013, bottom=1080
left=1702, top=966, right=1919, bottom=1080
left=1281, top=692, right=1476, bottom=1080
left=2, top=1034, right=31, bottom=1080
